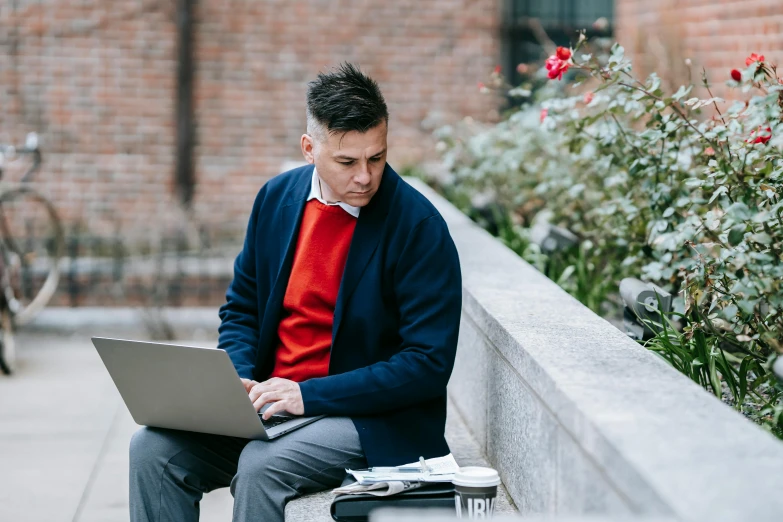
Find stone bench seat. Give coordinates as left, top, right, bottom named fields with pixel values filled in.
left=284, top=399, right=517, bottom=521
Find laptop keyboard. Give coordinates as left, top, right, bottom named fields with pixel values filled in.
left=259, top=414, right=295, bottom=430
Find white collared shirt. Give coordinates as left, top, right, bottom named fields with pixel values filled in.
left=307, top=166, right=361, bottom=218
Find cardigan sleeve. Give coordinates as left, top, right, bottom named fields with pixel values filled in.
left=298, top=214, right=462, bottom=416
left=217, top=186, right=267, bottom=379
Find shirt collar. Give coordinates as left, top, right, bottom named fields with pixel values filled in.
left=307, top=166, right=361, bottom=218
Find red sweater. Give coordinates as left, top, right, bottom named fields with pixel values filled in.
left=271, top=199, right=357, bottom=382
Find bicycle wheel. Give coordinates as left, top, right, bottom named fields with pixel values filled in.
left=0, top=185, right=65, bottom=326
left=0, top=308, right=16, bottom=374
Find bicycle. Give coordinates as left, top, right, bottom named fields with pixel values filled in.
left=0, top=133, right=65, bottom=374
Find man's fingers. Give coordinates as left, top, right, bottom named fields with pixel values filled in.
left=251, top=393, right=268, bottom=410
left=252, top=391, right=283, bottom=412
left=261, top=400, right=289, bottom=420
left=259, top=391, right=279, bottom=405
left=248, top=382, right=277, bottom=402
left=240, top=378, right=258, bottom=392
left=251, top=381, right=280, bottom=393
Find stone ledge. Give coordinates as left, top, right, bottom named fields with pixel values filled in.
left=406, top=177, right=783, bottom=522
left=371, top=510, right=677, bottom=522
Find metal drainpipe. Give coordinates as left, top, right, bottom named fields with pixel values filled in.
left=175, top=0, right=196, bottom=208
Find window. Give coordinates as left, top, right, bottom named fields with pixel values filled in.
left=502, top=0, right=614, bottom=84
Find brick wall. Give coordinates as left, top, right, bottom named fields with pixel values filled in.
left=0, top=0, right=500, bottom=241
left=615, top=0, right=783, bottom=95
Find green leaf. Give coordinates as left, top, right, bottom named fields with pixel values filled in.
left=750, top=373, right=769, bottom=392
left=725, top=202, right=751, bottom=220
left=749, top=232, right=772, bottom=245
left=717, top=350, right=738, bottom=402
left=609, top=44, right=625, bottom=66
left=738, top=356, right=752, bottom=405
left=555, top=265, right=576, bottom=286
left=672, top=85, right=693, bottom=101
left=737, top=299, right=757, bottom=315
left=709, top=185, right=729, bottom=204
left=748, top=252, right=775, bottom=262
left=728, top=224, right=746, bottom=246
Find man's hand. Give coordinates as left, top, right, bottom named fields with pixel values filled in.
left=240, top=378, right=258, bottom=393
left=245, top=377, right=305, bottom=420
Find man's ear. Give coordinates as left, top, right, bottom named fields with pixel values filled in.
left=301, top=134, right=315, bottom=164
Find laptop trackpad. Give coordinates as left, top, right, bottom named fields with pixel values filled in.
left=258, top=403, right=295, bottom=418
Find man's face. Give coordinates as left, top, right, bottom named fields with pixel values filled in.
left=301, top=121, right=388, bottom=207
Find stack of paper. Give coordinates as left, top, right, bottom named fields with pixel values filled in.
left=332, top=480, right=423, bottom=497
left=334, top=454, right=459, bottom=497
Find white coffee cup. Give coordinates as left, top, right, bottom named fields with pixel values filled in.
left=453, top=466, right=501, bottom=519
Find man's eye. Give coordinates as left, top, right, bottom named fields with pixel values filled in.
left=339, top=161, right=354, bottom=166
left=370, top=157, right=382, bottom=162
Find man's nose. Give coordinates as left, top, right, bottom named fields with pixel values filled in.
left=354, top=162, right=371, bottom=186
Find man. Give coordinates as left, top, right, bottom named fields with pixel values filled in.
left=129, top=63, right=462, bottom=521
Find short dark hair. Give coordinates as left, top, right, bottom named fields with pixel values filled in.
left=306, top=63, right=388, bottom=139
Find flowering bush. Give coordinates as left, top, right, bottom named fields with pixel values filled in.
left=434, top=41, right=783, bottom=437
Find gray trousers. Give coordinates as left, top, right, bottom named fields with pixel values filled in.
left=129, top=417, right=366, bottom=522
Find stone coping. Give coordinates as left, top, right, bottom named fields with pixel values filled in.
left=371, top=511, right=676, bottom=522
left=406, top=178, right=783, bottom=522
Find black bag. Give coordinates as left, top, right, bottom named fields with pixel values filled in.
left=330, top=475, right=455, bottom=522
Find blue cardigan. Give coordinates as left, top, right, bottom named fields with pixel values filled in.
left=217, top=164, right=462, bottom=466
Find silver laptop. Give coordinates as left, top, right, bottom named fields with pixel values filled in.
left=92, top=337, right=325, bottom=440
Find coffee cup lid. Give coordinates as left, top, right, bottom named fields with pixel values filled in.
left=452, top=466, right=501, bottom=487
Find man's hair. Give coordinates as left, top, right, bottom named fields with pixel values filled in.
left=306, top=62, right=388, bottom=141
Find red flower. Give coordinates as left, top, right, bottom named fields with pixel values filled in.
left=583, top=91, right=594, bottom=104
left=540, top=108, right=548, bottom=123
left=545, top=55, right=570, bottom=80
left=731, top=69, right=742, bottom=82
left=745, top=53, right=765, bottom=66
left=556, top=47, right=572, bottom=61
left=704, top=147, right=715, bottom=156
left=493, top=65, right=502, bottom=75
left=545, top=47, right=572, bottom=81
left=747, top=126, right=772, bottom=144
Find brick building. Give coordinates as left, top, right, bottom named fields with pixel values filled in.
left=1, top=0, right=778, bottom=242
left=0, top=0, right=500, bottom=241
left=615, top=0, right=783, bottom=95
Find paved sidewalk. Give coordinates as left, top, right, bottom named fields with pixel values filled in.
left=0, top=332, right=233, bottom=522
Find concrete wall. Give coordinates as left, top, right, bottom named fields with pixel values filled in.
left=407, top=178, right=783, bottom=522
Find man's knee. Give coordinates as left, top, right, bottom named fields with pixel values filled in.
left=231, top=441, right=292, bottom=495
left=234, top=442, right=276, bottom=480
left=129, top=427, right=180, bottom=475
